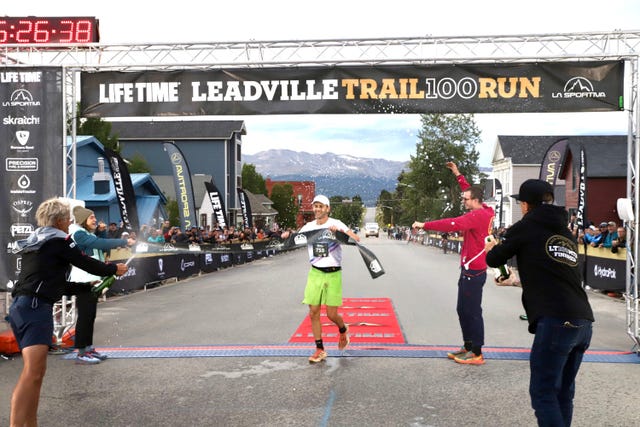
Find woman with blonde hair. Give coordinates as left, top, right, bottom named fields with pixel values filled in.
left=7, top=198, right=128, bottom=426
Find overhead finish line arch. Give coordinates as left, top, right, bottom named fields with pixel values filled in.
left=1, top=31, right=640, bottom=350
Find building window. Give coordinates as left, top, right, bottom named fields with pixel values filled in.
left=200, top=214, right=207, bottom=229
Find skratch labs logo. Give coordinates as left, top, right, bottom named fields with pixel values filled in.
left=552, top=77, right=606, bottom=99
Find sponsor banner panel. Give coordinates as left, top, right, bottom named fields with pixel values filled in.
left=176, top=253, right=199, bottom=279
left=200, top=252, right=221, bottom=273
left=580, top=254, right=625, bottom=291
left=81, top=61, right=623, bottom=117
left=1, top=67, right=63, bottom=291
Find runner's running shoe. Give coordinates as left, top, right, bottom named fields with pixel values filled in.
left=453, top=351, right=485, bottom=365
left=76, top=352, right=101, bottom=365
left=309, top=349, right=327, bottom=364
left=447, top=347, right=467, bottom=360
left=338, top=325, right=350, bottom=351
left=86, top=349, right=108, bottom=361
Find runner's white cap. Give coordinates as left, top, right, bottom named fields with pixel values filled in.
left=312, top=195, right=330, bottom=207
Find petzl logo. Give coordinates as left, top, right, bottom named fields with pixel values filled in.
left=16, top=130, right=29, bottom=145
left=10, top=223, right=34, bottom=237
left=3, top=89, right=40, bottom=107
left=552, top=77, right=606, bottom=99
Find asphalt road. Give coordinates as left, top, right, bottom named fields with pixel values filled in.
left=1, top=235, right=639, bottom=426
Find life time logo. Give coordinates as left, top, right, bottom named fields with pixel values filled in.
left=2, top=89, right=41, bottom=107
left=552, top=77, right=606, bottom=99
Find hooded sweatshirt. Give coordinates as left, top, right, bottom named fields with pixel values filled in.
left=12, top=226, right=117, bottom=303
left=485, top=204, right=594, bottom=333
left=420, top=174, right=495, bottom=270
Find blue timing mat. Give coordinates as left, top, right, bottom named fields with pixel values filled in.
left=62, top=343, right=640, bottom=364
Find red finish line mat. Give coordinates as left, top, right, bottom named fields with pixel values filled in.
left=289, top=297, right=405, bottom=344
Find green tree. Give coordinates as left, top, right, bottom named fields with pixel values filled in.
left=165, top=198, right=179, bottom=227
left=402, top=114, right=482, bottom=221
left=241, top=163, right=267, bottom=195
left=73, top=112, right=121, bottom=153
left=329, top=195, right=364, bottom=229
left=270, top=184, right=297, bottom=229
left=128, top=153, right=151, bottom=173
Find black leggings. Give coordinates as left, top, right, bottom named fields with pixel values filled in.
left=75, top=291, right=98, bottom=349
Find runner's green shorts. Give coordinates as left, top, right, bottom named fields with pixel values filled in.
left=302, top=267, right=343, bottom=307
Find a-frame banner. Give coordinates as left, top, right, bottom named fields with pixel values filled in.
left=80, top=61, right=623, bottom=117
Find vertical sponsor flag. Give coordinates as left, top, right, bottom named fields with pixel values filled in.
left=163, top=142, right=198, bottom=230
left=237, top=188, right=253, bottom=229
left=494, top=179, right=504, bottom=227
left=575, top=145, right=588, bottom=286
left=204, top=181, right=228, bottom=230
left=575, top=145, right=587, bottom=230
left=103, top=147, right=140, bottom=232
left=539, top=138, right=569, bottom=186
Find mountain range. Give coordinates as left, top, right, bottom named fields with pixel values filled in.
left=242, top=150, right=408, bottom=206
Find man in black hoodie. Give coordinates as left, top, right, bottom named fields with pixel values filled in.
left=484, top=179, right=594, bottom=427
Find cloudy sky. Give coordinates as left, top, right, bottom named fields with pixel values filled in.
left=5, top=1, right=638, bottom=165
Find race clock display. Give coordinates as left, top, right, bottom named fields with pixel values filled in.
left=0, top=17, right=99, bottom=44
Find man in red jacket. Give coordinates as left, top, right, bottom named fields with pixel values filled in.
left=412, top=162, right=495, bottom=365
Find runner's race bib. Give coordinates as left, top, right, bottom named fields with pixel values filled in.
left=313, top=242, right=329, bottom=257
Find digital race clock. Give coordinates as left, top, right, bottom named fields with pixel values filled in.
left=0, top=17, right=99, bottom=44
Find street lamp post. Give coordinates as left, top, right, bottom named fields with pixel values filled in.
left=380, top=205, right=394, bottom=226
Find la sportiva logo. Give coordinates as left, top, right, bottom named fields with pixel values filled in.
left=3, top=89, right=41, bottom=107
left=552, top=77, right=606, bottom=99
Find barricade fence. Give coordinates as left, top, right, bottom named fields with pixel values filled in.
left=421, top=233, right=626, bottom=291
left=0, top=239, right=297, bottom=341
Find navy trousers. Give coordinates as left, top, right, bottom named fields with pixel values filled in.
left=456, top=268, right=486, bottom=349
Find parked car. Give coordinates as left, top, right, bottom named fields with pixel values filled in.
left=364, top=222, right=380, bottom=238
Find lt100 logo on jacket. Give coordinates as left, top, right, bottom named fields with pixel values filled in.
left=546, top=236, right=578, bottom=266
